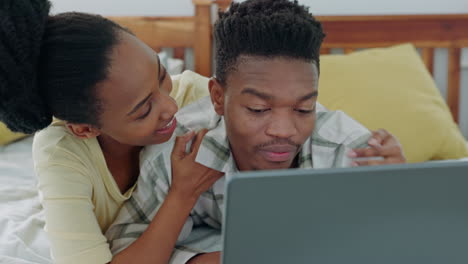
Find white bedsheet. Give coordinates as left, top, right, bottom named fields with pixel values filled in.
left=0, top=137, right=51, bottom=264
left=0, top=137, right=466, bottom=264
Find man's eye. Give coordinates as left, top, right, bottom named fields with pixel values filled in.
left=295, top=109, right=313, bottom=114
left=295, top=107, right=315, bottom=114
left=247, top=107, right=270, bottom=113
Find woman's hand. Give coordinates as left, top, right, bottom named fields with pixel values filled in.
left=170, top=129, right=224, bottom=201
left=111, top=130, right=222, bottom=264
left=350, top=129, right=407, bottom=166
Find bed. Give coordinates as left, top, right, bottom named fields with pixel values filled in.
left=1, top=0, right=468, bottom=262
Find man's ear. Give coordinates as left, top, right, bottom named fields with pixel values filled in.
left=208, top=78, right=225, bottom=116
left=66, top=123, right=101, bottom=139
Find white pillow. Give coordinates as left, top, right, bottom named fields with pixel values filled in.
left=159, top=51, right=184, bottom=75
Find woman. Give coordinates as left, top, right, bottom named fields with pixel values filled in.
left=0, top=0, right=405, bottom=264
left=1, top=0, right=221, bottom=263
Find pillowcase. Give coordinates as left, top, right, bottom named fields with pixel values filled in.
left=159, top=50, right=184, bottom=75
left=170, top=70, right=209, bottom=108
left=0, top=122, right=27, bottom=146
left=318, top=44, right=468, bottom=162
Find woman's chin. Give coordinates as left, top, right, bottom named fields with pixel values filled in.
left=149, top=132, right=174, bottom=145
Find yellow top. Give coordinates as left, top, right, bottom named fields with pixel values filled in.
left=32, top=71, right=209, bottom=264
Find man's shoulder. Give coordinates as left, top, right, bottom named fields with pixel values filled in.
left=139, top=137, right=176, bottom=183
left=139, top=95, right=219, bottom=182
left=176, top=96, right=220, bottom=131
left=314, top=102, right=371, bottom=146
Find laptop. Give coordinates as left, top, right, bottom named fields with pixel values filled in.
left=221, top=161, right=468, bottom=264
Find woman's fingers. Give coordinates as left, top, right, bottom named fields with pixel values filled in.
left=171, top=131, right=195, bottom=161
left=189, top=129, right=208, bottom=156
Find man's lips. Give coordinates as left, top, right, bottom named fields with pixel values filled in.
left=258, top=145, right=298, bottom=162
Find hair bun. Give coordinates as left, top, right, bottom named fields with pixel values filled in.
left=0, top=0, right=53, bottom=133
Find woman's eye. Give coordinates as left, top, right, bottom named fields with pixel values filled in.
left=138, top=103, right=153, bottom=120
left=159, top=67, right=167, bottom=83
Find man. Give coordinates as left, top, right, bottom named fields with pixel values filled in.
left=106, top=0, right=405, bottom=263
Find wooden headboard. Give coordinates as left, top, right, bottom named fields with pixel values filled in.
left=107, top=0, right=213, bottom=77
left=106, top=0, right=467, bottom=124
left=318, top=14, right=468, bottom=124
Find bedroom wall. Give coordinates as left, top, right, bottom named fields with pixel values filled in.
left=50, top=0, right=468, bottom=16
left=50, top=0, right=194, bottom=16
left=50, top=0, right=468, bottom=138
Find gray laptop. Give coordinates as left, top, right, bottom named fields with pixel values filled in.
left=221, top=161, right=468, bottom=264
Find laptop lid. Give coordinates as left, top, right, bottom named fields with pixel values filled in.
left=222, top=161, right=468, bottom=264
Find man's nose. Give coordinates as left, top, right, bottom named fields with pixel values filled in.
left=265, top=112, right=297, bottom=139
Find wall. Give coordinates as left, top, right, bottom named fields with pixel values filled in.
left=50, top=0, right=468, bottom=16
left=50, top=0, right=194, bottom=16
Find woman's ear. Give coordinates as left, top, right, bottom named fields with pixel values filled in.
left=66, top=123, right=101, bottom=139
left=208, top=78, right=225, bottom=116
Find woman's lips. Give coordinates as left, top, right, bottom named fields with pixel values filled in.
left=155, top=118, right=177, bottom=135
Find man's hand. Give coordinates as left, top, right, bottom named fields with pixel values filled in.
left=349, top=129, right=406, bottom=166
left=187, top=252, right=221, bottom=264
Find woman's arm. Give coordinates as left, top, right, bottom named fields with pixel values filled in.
left=110, top=130, right=223, bottom=264
left=187, top=252, right=221, bottom=264
left=110, top=189, right=199, bottom=264
left=37, top=164, right=114, bottom=264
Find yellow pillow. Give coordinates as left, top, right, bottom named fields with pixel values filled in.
left=0, top=122, right=27, bottom=146
left=318, top=44, right=468, bottom=163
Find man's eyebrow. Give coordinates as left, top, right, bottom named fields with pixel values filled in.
left=241, top=88, right=273, bottom=100
left=298, top=91, right=318, bottom=102
left=127, top=93, right=152, bottom=116
left=241, top=88, right=318, bottom=101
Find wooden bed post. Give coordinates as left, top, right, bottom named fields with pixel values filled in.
left=192, top=0, right=212, bottom=77
left=421, top=48, right=435, bottom=75
left=214, top=0, right=232, bottom=11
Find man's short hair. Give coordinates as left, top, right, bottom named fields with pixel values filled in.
left=214, top=0, right=326, bottom=84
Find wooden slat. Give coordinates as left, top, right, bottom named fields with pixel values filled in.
left=421, top=47, right=435, bottom=75
left=214, top=0, right=232, bottom=11
left=319, top=14, right=468, bottom=48
left=344, top=48, right=355, bottom=54
left=108, top=16, right=195, bottom=48
left=447, top=47, right=461, bottom=123
left=173, top=48, right=185, bottom=60
left=193, top=0, right=212, bottom=76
